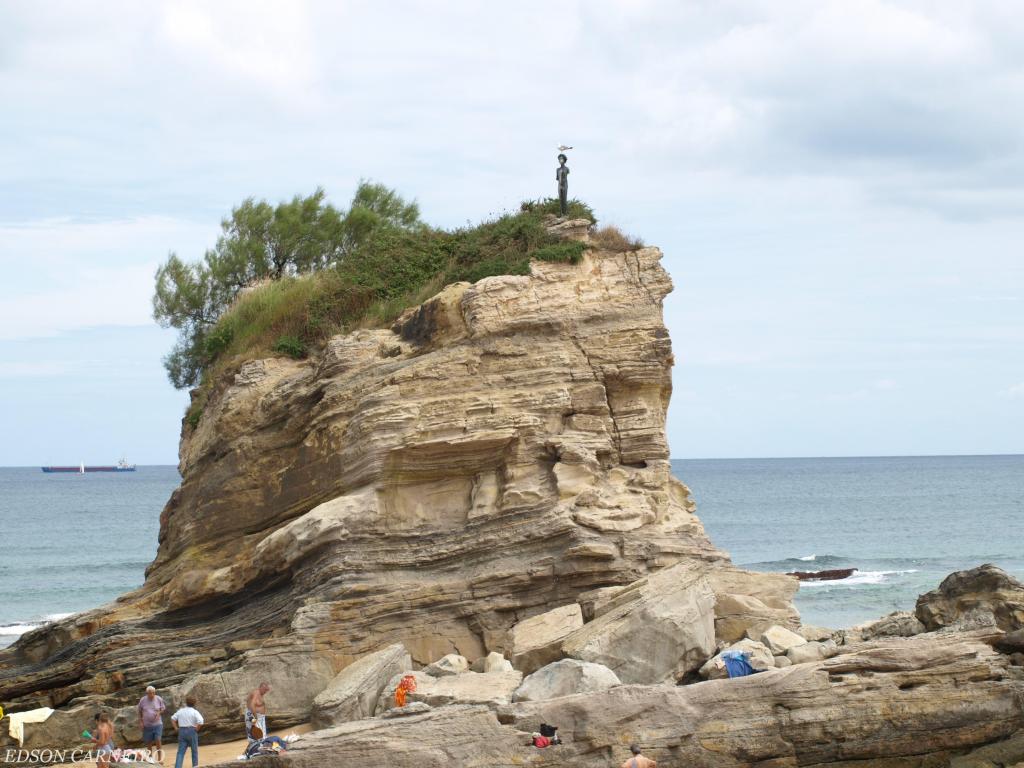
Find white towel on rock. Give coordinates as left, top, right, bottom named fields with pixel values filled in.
left=8, top=707, right=55, bottom=746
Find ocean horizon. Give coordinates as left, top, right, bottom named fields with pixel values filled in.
left=1, top=453, right=1021, bottom=648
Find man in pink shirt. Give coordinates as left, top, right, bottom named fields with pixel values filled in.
left=137, top=685, right=167, bottom=760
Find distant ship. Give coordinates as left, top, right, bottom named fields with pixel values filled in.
left=42, top=458, right=136, bottom=473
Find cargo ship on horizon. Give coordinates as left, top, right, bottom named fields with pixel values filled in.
left=42, top=458, right=136, bottom=473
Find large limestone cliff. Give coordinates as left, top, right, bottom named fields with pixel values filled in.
left=1, top=224, right=769, bottom=733
left=4, top=223, right=1022, bottom=767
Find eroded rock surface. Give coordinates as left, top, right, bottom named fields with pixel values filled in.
left=0, top=231, right=739, bottom=743
left=238, top=631, right=1024, bottom=768
left=4, top=222, right=1022, bottom=766
left=917, top=564, right=1024, bottom=632
left=508, top=603, right=583, bottom=674
left=561, top=561, right=716, bottom=683
left=511, top=658, right=621, bottom=702
left=311, top=643, right=411, bottom=728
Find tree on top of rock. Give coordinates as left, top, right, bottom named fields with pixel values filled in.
left=152, top=183, right=423, bottom=389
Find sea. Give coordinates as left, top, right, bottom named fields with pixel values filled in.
left=0, top=455, right=1021, bottom=648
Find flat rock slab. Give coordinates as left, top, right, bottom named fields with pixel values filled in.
left=562, top=561, right=715, bottom=683
left=312, top=643, right=411, bottom=728
left=509, top=603, right=583, bottom=674
left=513, top=658, right=621, bottom=702
left=379, top=670, right=523, bottom=712
left=754, top=625, right=808, bottom=655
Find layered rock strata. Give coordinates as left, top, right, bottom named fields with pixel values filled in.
left=242, top=630, right=1024, bottom=768
left=0, top=223, right=757, bottom=741
left=4, top=222, right=1021, bottom=766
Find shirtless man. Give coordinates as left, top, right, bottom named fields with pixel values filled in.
left=620, top=744, right=656, bottom=768
left=90, top=713, right=115, bottom=768
left=244, top=682, right=271, bottom=742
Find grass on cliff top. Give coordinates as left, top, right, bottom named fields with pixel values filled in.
left=186, top=198, right=598, bottom=423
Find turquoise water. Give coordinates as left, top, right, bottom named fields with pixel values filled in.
left=1, top=456, right=1021, bottom=647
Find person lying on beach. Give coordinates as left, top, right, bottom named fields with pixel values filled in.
left=243, top=735, right=290, bottom=758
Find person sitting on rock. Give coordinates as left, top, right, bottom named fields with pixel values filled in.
left=620, top=744, right=656, bottom=768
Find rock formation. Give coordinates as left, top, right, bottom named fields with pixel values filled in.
left=0, top=220, right=749, bottom=739
left=2, top=219, right=1023, bottom=766
left=311, top=643, right=410, bottom=728
left=230, top=628, right=1024, bottom=768
left=917, top=563, right=1024, bottom=632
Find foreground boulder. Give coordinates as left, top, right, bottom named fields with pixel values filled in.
left=311, top=643, right=411, bottom=728
left=561, top=561, right=715, bottom=683
left=707, top=566, right=801, bottom=643
left=844, top=610, right=926, bottom=642
left=752, top=625, right=807, bottom=656
left=786, top=639, right=838, bottom=665
left=470, top=651, right=514, bottom=673
left=916, top=564, right=1024, bottom=632
left=254, top=631, right=1024, bottom=768
left=507, top=603, right=583, bottom=674
left=424, top=653, right=470, bottom=677
left=798, top=624, right=835, bottom=642
left=512, top=658, right=621, bottom=702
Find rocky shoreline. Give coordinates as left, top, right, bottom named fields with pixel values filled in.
left=1, top=221, right=1022, bottom=766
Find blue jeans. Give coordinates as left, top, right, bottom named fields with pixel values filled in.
left=175, top=727, right=199, bottom=768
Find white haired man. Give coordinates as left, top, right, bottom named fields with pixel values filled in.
left=137, top=685, right=166, bottom=760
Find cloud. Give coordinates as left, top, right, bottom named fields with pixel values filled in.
left=1004, top=382, right=1024, bottom=399
left=158, top=0, right=320, bottom=104
left=1, top=1, right=1022, bottom=458
left=0, top=215, right=215, bottom=339
left=826, top=378, right=900, bottom=402
left=0, top=361, right=72, bottom=378
left=3, top=2, right=1024, bottom=222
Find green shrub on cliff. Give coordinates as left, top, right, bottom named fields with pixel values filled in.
left=155, top=189, right=597, bottom=395
left=153, top=183, right=424, bottom=388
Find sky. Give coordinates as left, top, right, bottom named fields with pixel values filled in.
left=1, top=0, right=1022, bottom=464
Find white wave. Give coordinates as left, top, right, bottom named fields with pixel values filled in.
left=797, top=554, right=817, bottom=561
left=0, top=621, right=42, bottom=636
left=799, top=569, right=919, bottom=588
left=0, top=613, right=74, bottom=636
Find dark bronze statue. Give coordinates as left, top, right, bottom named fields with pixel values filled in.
left=556, top=153, right=569, bottom=215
